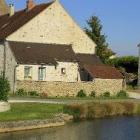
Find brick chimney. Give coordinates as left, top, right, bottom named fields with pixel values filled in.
left=26, top=0, right=35, bottom=11
left=9, top=4, right=15, bottom=16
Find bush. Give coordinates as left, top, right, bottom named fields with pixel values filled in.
left=117, top=90, right=128, bottom=98
left=16, top=89, right=27, bottom=96
left=77, top=90, right=86, bottom=98
left=40, top=92, right=48, bottom=98
left=121, top=102, right=135, bottom=115
left=90, top=91, right=96, bottom=98
left=64, top=102, right=137, bottom=120
left=0, top=74, right=10, bottom=101
left=103, top=91, right=110, bottom=98
left=63, top=105, right=82, bottom=121
left=106, top=56, right=138, bottom=73
left=28, top=91, right=39, bottom=96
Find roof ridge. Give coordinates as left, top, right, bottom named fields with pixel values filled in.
left=0, top=1, right=54, bottom=40
left=0, top=1, right=55, bottom=18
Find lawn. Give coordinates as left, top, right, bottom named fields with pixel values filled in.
left=0, top=103, right=64, bottom=122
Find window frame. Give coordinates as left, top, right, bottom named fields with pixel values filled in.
left=61, top=68, right=66, bottom=75
left=24, top=66, right=32, bottom=80
left=38, top=67, right=46, bottom=81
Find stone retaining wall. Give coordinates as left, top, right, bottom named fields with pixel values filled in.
left=16, top=79, right=125, bottom=97
left=0, top=114, right=73, bottom=133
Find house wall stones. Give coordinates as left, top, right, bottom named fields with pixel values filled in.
left=5, top=42, right=17, bottom=92
left=0, top=42, right=17, bottom=92
left=7, top=1, right=96, bottom=54
left=0, top=43, right=4, bottom=73
left=16, top=62, right=80, bottom=82
left=16, top=79, right=124, bottom=97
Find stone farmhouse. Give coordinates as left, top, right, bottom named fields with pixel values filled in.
left=0, top=0, right=125, bottom=97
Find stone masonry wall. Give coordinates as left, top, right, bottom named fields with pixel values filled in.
left=7, top=1, right=96, bottom=54
left=16, top=79, right=124, bottom=97
left=5, top=42, right=17, bottom=92
left=0, top=43, right=4, bottom=73
left=16, top=62, right=80, bottom=82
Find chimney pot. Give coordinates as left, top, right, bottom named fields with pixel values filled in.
left=9, top=4, right=14, bottom=16
left=27, top=0, right=35, bottom=11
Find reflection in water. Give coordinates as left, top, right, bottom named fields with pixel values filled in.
left=0, top=116, right=140, bottom=140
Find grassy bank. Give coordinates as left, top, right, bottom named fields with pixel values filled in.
left=63, top=102, right=140, bottom=121
left=1, top=101, right=140, bottom=122
left=0, top=103, right=63, bottom=121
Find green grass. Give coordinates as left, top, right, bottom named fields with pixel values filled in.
left=0, top=103, right=63, bottom=122
left=0, top=101, right=140, bottom=122
left=10, top=94, right=130, bottom=100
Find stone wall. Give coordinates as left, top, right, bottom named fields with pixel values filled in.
left=0, top=43, right=4, bottom=73
left=16, top=62, right=80, bottom=82
left=7, top=1, right=96, bottom=54
left=16, top=79, right=125, bottom=97
left=0, top=42, right=17, bottom=92
left=5, top=42, right=17, bottom=92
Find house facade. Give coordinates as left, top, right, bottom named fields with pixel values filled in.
left=0, top=0, right=125, bottom=96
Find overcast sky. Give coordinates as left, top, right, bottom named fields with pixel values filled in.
left=6, top=0, right=140, bottom=56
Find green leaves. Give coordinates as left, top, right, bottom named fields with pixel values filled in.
left=106, top=56, right=138, bottom=73
left=0, top=73, right=10, bottom=101
left=85, top=16, right=114, bottom=63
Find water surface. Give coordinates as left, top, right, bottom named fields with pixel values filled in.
left=0, top=116, right=140, bottom=140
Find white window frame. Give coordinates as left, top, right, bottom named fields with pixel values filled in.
left=38, top=67, right=46, bottom=81
left=24, top=66, right=32, bottom=80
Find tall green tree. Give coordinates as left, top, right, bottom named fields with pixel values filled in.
left=85, top=16, right=114, bottom=63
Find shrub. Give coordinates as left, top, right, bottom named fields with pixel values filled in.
left=117, top=90, right=128, bottom=98
left=16, top=89, right=27, bottom=96
left=63, top=104, right=86, bottom=121
left=77, top=90, right=86, bottom=98
left=103, top=91, right=110, bottom=98
left=64, top=102, right=137, bottom=120
left=0, top=74, right=10, bottom=101
left=40, top=92, right=48, bottom=98
left=121, top=102, right=135, bottom=115
left=90, top=91, right=96, bottom=98
left=28, top=91, right=39, bottom=96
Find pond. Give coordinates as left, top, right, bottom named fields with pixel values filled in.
left=0, top=116, right=140, bottom=140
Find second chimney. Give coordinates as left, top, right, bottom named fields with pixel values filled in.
left=9, top=4, right=14, bottom=16
left=27, top=0, right=35, bottom=11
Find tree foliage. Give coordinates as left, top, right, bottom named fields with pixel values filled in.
left=0, top=73, right=10, bottom=101
left=85, top=16, right=114, bottom=63
left=106, top=56, right=138, bottom=74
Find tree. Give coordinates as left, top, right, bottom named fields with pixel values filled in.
left=85, top=16, right=114, bottom=63
left=106, top=56, right=138, bottom=74
left=0, top=73, right=10, bottom=101
left=106, top=56, right=138, bottom=87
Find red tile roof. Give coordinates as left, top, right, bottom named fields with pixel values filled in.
left=84, top=65, right=123, bottom=79
left=0, top=2, right=54, bottom=40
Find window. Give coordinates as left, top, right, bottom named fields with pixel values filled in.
left=61, top=68, right=66, bottom=75
left=38, top=67, right=46, bottom=81
left=24, top=66, right=32, bottom=79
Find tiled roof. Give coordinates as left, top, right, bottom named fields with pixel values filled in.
left=0, top=2, right=54, bottom=40
left=76, top=53, right=103, bottom=66
left=84, top=65, right=123, bottom=79
left=9, top=41, right=77, bottom=65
